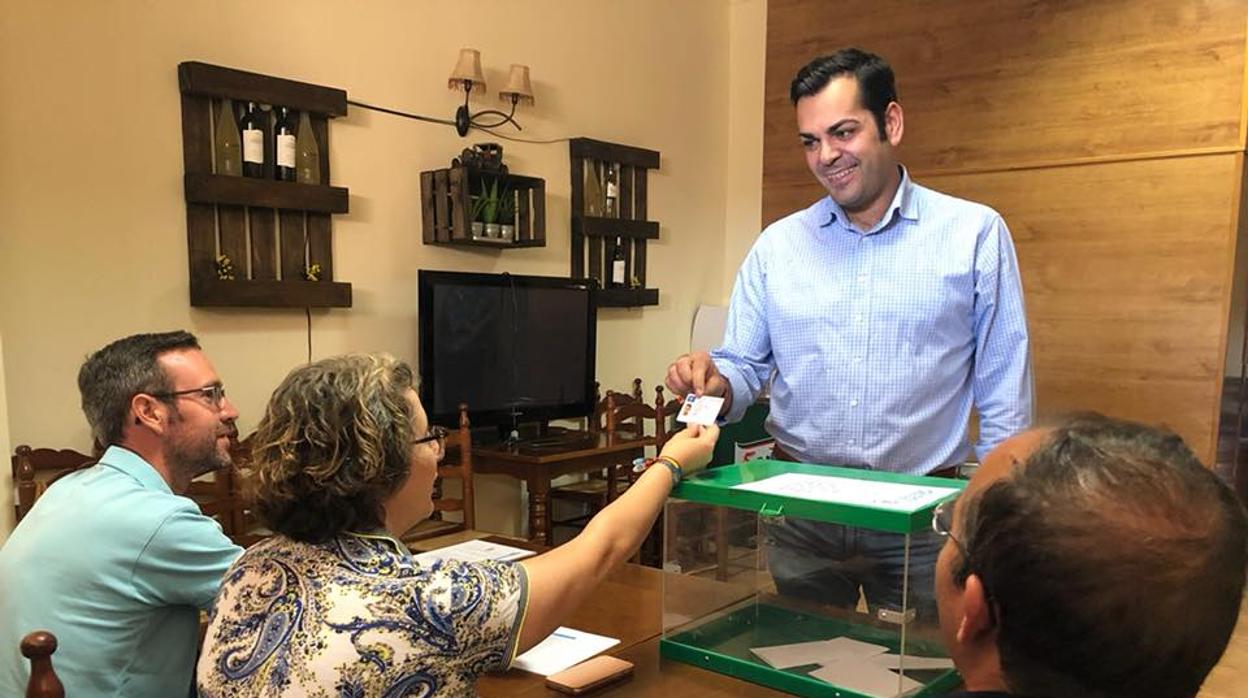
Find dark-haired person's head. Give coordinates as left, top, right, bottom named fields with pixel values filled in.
left=790, top=48, right=896, bottom=137
left=78, top=330, right=238, bottom=490
left=791, top=48, right=904, bottom=225
left=935, top=415, right=1248, bottom=697
left=251, top=353, right=443, bottom=543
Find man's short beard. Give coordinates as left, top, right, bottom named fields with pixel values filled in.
left=163, top=406, right=232, bottom=486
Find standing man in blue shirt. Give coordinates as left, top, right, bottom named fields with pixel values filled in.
left=667, top=49, right=1032, bottom=618
left=0, top=331, right=243, bottom=696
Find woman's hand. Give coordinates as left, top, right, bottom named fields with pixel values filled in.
left=658, top=423, right=720, bottom=477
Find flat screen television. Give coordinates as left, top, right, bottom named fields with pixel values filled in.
left=418, top=270, right=597, bottom=431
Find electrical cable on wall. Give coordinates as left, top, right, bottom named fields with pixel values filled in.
left=305, top=307, right=312, bottom=363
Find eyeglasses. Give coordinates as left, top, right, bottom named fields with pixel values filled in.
left=933, top=495, right=999, bottom=624
left=931, top=496, right=966, bottom=556
left=151, top=384, right=228, bottom=409
left=412, top=426, right=448, bottom=459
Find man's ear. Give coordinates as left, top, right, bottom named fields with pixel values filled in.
left=131, top=394, right=167, bottom=435
left=884, top=101, right=904, bottom=146
left=956, top=573, right=996, bottom=644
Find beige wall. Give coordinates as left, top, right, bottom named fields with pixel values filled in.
left=0, top=1, right=771, bottom=537
left=721, top=0, right=768, bottom=297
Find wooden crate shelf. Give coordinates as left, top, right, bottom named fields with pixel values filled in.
left=189, top=279, right=352, bottom=308
left=178, top=61, right=351, bottom=308
left=420, top=166, right=546, bottom=248
left=597, top=288, right=660, bottom=307
left=569, top=138, right=661, bottom=308
left=184, top=174, right=349, bottom=213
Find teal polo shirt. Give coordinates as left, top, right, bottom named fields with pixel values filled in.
left=0, top=446, right=242, bottom=697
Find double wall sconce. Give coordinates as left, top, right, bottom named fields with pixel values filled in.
left=447, top=48, right=534, bottom=137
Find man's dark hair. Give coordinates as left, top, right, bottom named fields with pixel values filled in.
left=789, top=48, right=897, bottom=138
left=957, top=414, right=1248, bottom=698
left=77, top=331, right=202, bottom=447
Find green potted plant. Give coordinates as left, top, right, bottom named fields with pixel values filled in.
left=498, top=186, right=516, bottom=241
left=481, top=178, right=502, bottom=238
left=468, top=190, right=488, bottom=238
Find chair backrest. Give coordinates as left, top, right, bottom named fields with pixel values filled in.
left=432, top=404, right=475, bottom=529
left=21, top=630, right=64, bottom=698
left=653, top=385, right=683, bottom=450
left=591, top=378, right=644, bottom=434
left=11, top=445, right=96, bottom=523
left=185, top=450, right=238, bottom=537
left=605, top=389, right=658, bottom=448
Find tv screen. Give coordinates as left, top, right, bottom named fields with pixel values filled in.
left=418, top=270, right=597, bottom=428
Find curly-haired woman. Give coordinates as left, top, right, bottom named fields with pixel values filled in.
left=196, top=353, right=717, bottom=696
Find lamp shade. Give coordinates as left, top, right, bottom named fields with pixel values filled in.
left=448, top=48, right=486, bottom=92
left=498, top=64, right=535, bottom=105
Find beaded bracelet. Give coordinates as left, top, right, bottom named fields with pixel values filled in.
left=631, top=455, right=684, bottom=486
left=652, top=455, right=683, bottom=487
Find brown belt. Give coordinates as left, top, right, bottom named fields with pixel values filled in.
left=770, top=443, right=960, bottom=479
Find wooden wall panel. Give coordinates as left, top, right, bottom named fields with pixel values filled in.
left=764, top=0, right=1248, bottom=465
left=765, top=0, right=1245, bottom=211
left=937, top=154, right=1241, bottom=460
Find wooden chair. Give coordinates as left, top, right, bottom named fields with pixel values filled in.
left=550, top=385, right=678, bottom=535
left=186, top=453, right=238, bottom=539
left=403, top=404, right=477, bottom=543
left=21, top=630, right=64, bottom=698
left=11, top=445, right=97, bottom=523
left=220, top=433, right=275, bottom=547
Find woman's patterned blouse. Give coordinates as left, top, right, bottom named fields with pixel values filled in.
left=197, top=532, right=528, bottom=697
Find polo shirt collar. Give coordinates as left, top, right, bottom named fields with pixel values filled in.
left=98, top=445, right=173, bottom=495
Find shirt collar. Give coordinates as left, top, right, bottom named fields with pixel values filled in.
left=819, top=164, right=918, bottom=234
left=345, top=529, right=411, bottom=558
left=97, top=445, right=173, bottom=494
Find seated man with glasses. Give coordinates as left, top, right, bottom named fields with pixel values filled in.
left=0, top=331, right=243, bottom=697
left=933, top=414, right=1247, bottom=698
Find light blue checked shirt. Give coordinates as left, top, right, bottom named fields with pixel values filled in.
left=713, top=168, right=1033, bottom=475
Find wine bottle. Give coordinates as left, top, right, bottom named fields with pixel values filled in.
left=604, top=164, right=618, bottom=218
left=213, top=98, right=241, bottom=176
left=584, top=160, right=602, bottom=216
left=240, top=101, right=265, bottom=178
left=274, top=107, right=296, bottom=182
left=611, top=237, right=626, bottom=287
left=295, top=111, right=321, bottom=185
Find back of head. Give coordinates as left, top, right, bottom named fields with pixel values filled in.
left=77, top=331, right=201, bottom=448
left=961, top=415, right=1247, bottom=697
left=251, top=353, right=416, bottom=543
left=789, top=47, right=896, bottom=136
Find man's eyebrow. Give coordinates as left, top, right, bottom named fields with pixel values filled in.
left=798, top=118, right=860, bottom=139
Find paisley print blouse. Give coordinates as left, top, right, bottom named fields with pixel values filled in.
left=196, top=532, right=528, bottom=697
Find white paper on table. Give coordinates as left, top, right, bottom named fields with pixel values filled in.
left=511, top=627, right=620, bottom=676
left=732, top=473, right=958, bottom=512
left=750, top=637, right=888, bottom=669
left=411, top=539, right=535, bottom=566
left=810, top=659, right=924, bottom=697
left=867, top=653, right=956, bottom=671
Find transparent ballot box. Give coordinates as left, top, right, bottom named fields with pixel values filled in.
left=660, top=460, right=965, bottom=697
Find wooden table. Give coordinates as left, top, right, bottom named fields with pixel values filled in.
left=418, top=534, right=782, bottom=696
left=472, top=432, right=650, bottom=545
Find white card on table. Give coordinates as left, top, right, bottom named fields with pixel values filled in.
left=676, top=394, right=724, bottom=426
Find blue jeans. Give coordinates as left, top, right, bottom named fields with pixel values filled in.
left=763, top=517, right=942, bottom=622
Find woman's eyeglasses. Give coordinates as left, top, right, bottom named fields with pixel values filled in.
left=412, top=426, right=448, bottom=459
